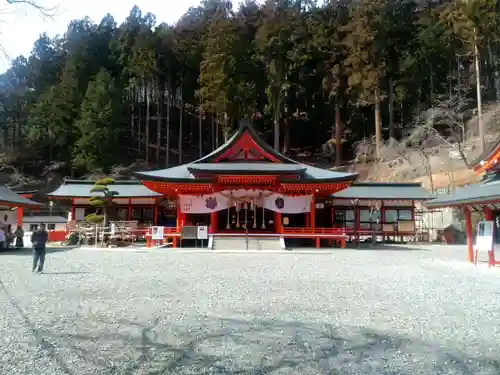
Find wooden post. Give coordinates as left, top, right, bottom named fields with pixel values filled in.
left=464, top=207, right=474, bottom=263
left=310, top=195, right=319, bottom=248
left=153, top=204, right=158, bottom=225
left=381, top=202, right=385, bottom=242
left=210, top=211, right=218, bottom=233
left=484, top=207, right=494, bottom=221
left=127, top=199, right=132, bottom=221
left=275, top=212, right=282, bottom=234
left=16, top=207, right=23, bottom=227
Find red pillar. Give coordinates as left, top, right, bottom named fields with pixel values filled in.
left=210, top=211, right=218, bottom=233
left=16, top=207, right=23, bottom=227
left=274, top=212, right=282, bottom=234
left=176, top=200, right=182, bottom=229
left=310, top=195, right=319, bottom=248
left=484, top=207, right=494, bottom=221
left=127, top=199, right=132, bottom=221
left=153, top=205, right=159, bottom=225
left=464, top=207, right=474, bottom=263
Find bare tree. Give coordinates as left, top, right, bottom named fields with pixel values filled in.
left=5, top=0, right=58, bottom=17
left=416, top=95, right=475, bottom=168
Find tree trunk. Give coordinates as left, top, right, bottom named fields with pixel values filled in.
left=335, top=100, right=342, bottom=167
left=473, top=29, right=485, bottom=153
left=211, top=114, right=215, bottom=150
left=388, top=77, right=395, bottom=140
left=199, top=98, right=203, bottom=158
left=282, top=101, right=289, bottom=154
left=374, top=88, right=382, bottom=160
left=145, top=80, right=151, bottom=163
left=137, top=82, right=142, bottom=155
left=215, top=112, right=219, bottom=146
left=178, top=76, right=183, bottom=164
left=273, top=93, right=281, bottom=150
left=166, top=79, right=171, bottom=167
left=156, top=79, right=162, bottom=164
left=223, top=113, right=229, bottom=142
left=130, top=88, right=135, bottom=140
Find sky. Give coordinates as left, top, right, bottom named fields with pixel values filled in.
left=0, top=0, right=205, bottom=72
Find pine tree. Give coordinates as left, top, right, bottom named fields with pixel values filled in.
left=72, top=69, right=122, bottom=173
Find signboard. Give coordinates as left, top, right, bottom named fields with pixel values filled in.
left=151, top=226, right=164, bottom=240
left=475, top=221, right=494, bottom=252
left=197, top=226, right=208, bottom=239
left=181, top=226, right=198, bottom=239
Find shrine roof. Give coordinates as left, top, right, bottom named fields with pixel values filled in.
left=425, top=172, right=500, bottom=208
left=0, top=185, right=44, bottom=208
left=332, top=182, right=432, bottom=201
left=136, top=163, right=357, bottom=183
left=47, top=179, right=161, bottom=198
left=471, top=135, right=500, bottom=173
left=135, top=121, right=358, bottom=184
left=187, top=163, right=307, bottom=174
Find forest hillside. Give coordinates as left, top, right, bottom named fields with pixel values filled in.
left=0, top=0, right=499, bottom=192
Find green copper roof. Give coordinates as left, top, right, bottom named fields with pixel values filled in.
left=188, top=163, right=307, bottom=174
left=135, top=121, right=358, bottom=184
left=332, top=182, right=432, bottom=200
left=47, top=179, right=161, bottom=198
left=425, top=172, right=500, bottom=208
left=0, top=185, right=43, bottom=207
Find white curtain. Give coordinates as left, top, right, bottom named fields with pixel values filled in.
left=179, top=193, right=230, bottom=213
left=179, top=191, right=312, bottom=214
left=263, top=194, right=312, bottom=213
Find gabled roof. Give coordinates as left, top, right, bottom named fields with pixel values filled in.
left=195, top=120, right=296, bottom=164
left=425, top=172, right=500, bottom=208
left=332, top=182, right=432, bottom=200
left=0, top=185, right=44, bottom=208
left=47, top=179, right=161, bottom=198
left=135, top=121, right=358, bottom=184
left=471, top=135, right=500, bottom=174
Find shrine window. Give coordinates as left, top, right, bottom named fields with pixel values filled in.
left=132, top=207, right=155, bottom=224
left=384, top=209, right=412, bottom=223
left=359, top=208, right=380, bottom=230
left=333, top=208, right=355, bottom=228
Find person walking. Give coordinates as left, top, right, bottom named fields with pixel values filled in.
left=0, top=226, right=5, bottom=251
left=31, top=224, right=48, bottom=273
left=15, top=226, right=24, bottom=248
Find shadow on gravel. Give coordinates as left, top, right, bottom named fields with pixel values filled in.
left=0, top=246, right=77, bottom=256
left=41, top=272, right=90, bottom=275
left=46, top=317, right=500, bottom=375
left=348, top=244, right=431, bottom=251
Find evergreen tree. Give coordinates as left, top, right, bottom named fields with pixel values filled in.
left=72, top=69, right=122, bottom=173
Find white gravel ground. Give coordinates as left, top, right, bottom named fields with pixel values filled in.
left=1, top=245, right=500, bottom=375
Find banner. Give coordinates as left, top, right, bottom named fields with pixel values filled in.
left=179, top=191, right=312, bottom=214
left=179, top=193, right=229, bottom=213
left=263, top=193, right=312, bottom=213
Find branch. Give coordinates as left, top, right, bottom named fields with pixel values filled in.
left=6, top=0, right=58, bottom=18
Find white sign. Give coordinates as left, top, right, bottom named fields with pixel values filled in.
left=151, top=226, right=164, bottom=240
left=197, top=226, right=208, bottom=240
left=475, top=221, right=494, bottom=252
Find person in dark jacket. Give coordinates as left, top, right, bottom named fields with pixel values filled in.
left=31, top=224, right=48, bottom=273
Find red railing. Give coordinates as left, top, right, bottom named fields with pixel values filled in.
left=282, top=227, right=347, bottom=236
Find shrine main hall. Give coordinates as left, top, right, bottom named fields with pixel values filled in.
left=123, top=121, right=431, bottom=247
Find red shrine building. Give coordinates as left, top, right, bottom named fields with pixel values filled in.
left=426, top=139, right=500, bottom=262
left=47, top=121, right=432, bottom=247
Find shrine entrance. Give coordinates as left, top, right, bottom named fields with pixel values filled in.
left=217, top=204, right=275, bottom=232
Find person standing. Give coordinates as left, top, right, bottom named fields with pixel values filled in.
left=31, top=224, right=48, bottom=273
left=15, top=226, right=24, bottom=248
left=0, top=226, right=5, bottom=251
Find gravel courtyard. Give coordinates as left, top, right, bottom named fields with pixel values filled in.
left=1, top=246, right=500, bottom=375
